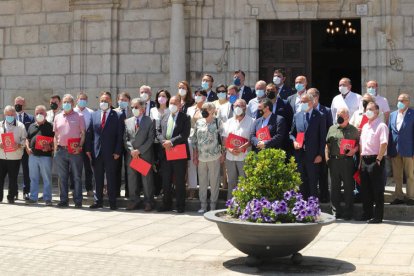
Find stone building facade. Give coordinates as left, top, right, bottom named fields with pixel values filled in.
left=0, top=0, right=413, bottom=112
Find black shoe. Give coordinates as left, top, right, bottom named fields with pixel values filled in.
left=406, top=199, right=414, bottom=206
left=7, top=198, right=15, bottom=204
left=74, top=203, right=82, bottom=209
left=390, top=198, right=405, bottom=205
left=24, top=193, right=30, bottom=201
left=358, top=214, right=372, bottom=221
left=173, top=208, right=185, bottom=213
left=89, top=203, right=103, bottom=209
left=368, top=218, right=382, bottom=224
left=110, top=205, right=118, bottom=210
left=157, top=205, right=172, bottom=212
left=343, top=215, right=352, bottom=221
left=57, top=202, right=68, bottom=208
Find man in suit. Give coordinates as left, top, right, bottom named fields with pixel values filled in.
left=273, top=69, right=293, bottom=100
left=307, top=88, right=333, bottom=203
left=250, top=99, right=286, bottom=153
left=139, top=85, right=156, bottom=117
left=388, top=93, right=414, bottom=205
left=233, top=70, right=255, bottom=103
left=86, top=91, right=123, bottom=210
left=14, top=96, right=35, bottom=200
left=290, top=93, right=326, bottom=199
left=287, top=75, right=308, bottom=113
left=201, top=74, right=218, bottom=102
left=114, top=92, right=132, bottom=198
left=124, top=97, right=155, bottom=211
left=157, top=96, right=191, bottom=213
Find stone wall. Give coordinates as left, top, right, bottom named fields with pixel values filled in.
left=0, top=0, right=413, bottom=114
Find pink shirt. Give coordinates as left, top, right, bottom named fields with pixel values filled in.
left=360, top=117, right=388, bottom=156
left=53, top=110, right=85, bottom=146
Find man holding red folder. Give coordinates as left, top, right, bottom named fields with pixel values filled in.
left=124, top=97, right=155, bottom=211
left=156, top=96, right=190, bottom=213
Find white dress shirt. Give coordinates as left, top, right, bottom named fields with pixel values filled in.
left=331, top=91, right=362, bottom=121
left=74, top=106, right=93, bottom=129
left=223, top=115, right=254, bottom=161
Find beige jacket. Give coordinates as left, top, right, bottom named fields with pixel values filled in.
left=0, top=120, right=26, bottom=160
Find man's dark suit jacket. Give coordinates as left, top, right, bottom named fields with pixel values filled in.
left=250, top=113, right=286, bottom=153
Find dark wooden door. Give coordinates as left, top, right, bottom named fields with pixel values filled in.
left=259, top=21, right=312, bottom=88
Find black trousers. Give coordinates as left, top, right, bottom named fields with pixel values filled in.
left=161, top=158, right=187, bottom=210
left=115, top=148, right=129, bottom=197
left=318, top=156, right=330, bottom=202
left=0, top=159, right=21, bottom=201
left=360, top=156, right=385, bottom=220
left=153, top=143, right=163, bottom=196
left=21, top=151, right=30, bottom=194
left=297, top=151, right=320, bottom=199
left=93, top=154, right=117, bottom=206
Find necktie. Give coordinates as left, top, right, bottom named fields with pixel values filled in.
left=166, top=115, right=174, bottom=139
left=135, top=117, right=140, bottom=131
left=122, top=109, right=126, bottom=118
left=19, top=114, right=22, bottom=123
left=101, top=111, right=106, bottom=129
left=306, top=112, right=310, bottom=123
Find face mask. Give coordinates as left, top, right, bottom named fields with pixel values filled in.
left=195, top=95, right=204, bottom=103
left=62, top=102, right=72, bottom=112
left=365, top=110, right=375, bottom=119
left=217, top=92, right=227, bottom=100
left=339, top=86, right=349, bottom=95
left=140, top=93, right=149, bottom=102
left=233, top=77, right=241, bottom=86
left=256, top=90, right=265, bottom=98
left=295, top=83, right=305, bottom=92
left=300, top=103, right=309, bottom=112
left=257, top=109, right=264, bottom=117
left=132, top=108, right=140, bottom=117
left=234, top=107, right=244, bottom=116
left=397, top=101, right=405, bottom=110
left=118, top=101, right=128, bottom=110
left=14, top=104, right=22, bottom=113
left=367, top=87, right=376, bottom=96
left=273, top=76, right=281, bottom=85
left=50, top=102, right=58, bottom=110
left=178, top=89, right=187, bottom=97
left=337, top=116, right=344, bottom=124
left=201, top=110, right=209, bottom=118
left=201, top=81, right=209, bottom=90
left=36, top=114, right=45, bottom=123
left=78, top=99, right=87, bottom=108
left=362, top=100, right=369, bottom=110
left=158, top=96, right=167, bottom=105
left=229, top=95, right=238, bottom=104
left=169, top=104, right=178, bottom=114
left=5, top=116, right=15, bottom=124
left=100, top=102, right=109, bottom=111
left=267, top=91, right=276, bottom=100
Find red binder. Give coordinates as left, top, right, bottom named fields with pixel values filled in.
left=353, top=170, right=361, bottom=185
left=166, top=144, right=187, bottom=161
left=256, top=126, right=271, bottom=141
left=340, top=139, right=356, bottom=155
left=35, top=135, right=53, bottom=150
left=359, top=115, right=369, bottom=129
left=1, top=133, right=16, bottom=153
left=67, top=138, right=81, bottom=154
left=225, top=133, right=248, bottom=152
left=296, top=132, right=305, bottom=148
left=130, top=157, right=152, bottom=176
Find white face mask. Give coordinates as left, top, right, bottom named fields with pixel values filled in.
left=140, top=93, right=149, bottom=102
left=234, top=106, right=244, bottom=116
left=178, top=89, right=187, bottom=97
left=339, top=86, right=349, bottom=95
left=169, top=104, right=178, bottom=114
left=35, top=114, right=45, bottom=123
left=365, top=110, right=375, bottom=119
left=195, top=95, right=204, bottom=103
left=100, top=102, right=109, bottom=111
left=132, top=108, right=141, bottom=117
left=273, top=76, right=281, bottom=85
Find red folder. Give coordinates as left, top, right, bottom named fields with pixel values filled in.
left=67, top=138, right=81, bottom=154
left=130, top=157, right=151, bottom=176
left=226, top=133, right=248, bottom=152
left=256, top=126, right=271, bottom=141
left=359, top=115, right=368, bottom=129
left=166, top=144, right=187, bottom=161
left=340, top=139, right=356, bottom=155
left=296, top=132, right=305, bottom=148
left=1, top=133, right=16, bottom=153
left=353, top=170, right=361, bottom=185
left=35, top=135, right=53, bottom=150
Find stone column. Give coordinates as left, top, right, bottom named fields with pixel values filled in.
left=169, top=0, right=186, bottom=94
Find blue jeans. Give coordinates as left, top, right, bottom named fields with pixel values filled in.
left=55, top=148, right=83, bottom=205
left=29, top=155, right=52, bottom=201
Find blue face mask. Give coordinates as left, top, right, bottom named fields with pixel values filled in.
left=229, top=95, right=238, bottom=104
left=397, top=101, right=405, bottom=110
left=5, top=116, right=15, bottom=124
left=217, top=92, right=227, bottom=100
left=295, top=83, right=305, bottom=92
left=300, top=103, right=309, bottom=112
left=78, top=99, right=87, bottom=108
left=233, top=77, right=241, bottom=86
left=256, top=90, right=265, bottom=98
left=118, top=101, right=128, bottom=110
left=62, top=102, right=72, bottom=112
left=201, top=81, right=209, bottom=90
left=367, top=87, right=376, bottom=96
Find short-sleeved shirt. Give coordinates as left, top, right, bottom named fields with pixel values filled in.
left=360, top=117, right=389, bottom=156
left=331, top=91, right=362, bottom=122
left=326, top=123, right=359, bottom=156
left=223, top=115, right=254, bottom=161
left=27, top=121, right=54, bottom=157
left=53, top=111, right=85, bottom=147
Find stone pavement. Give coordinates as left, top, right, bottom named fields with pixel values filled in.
left=0, top=202, right=414, bottom=275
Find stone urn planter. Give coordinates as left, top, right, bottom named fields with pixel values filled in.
left=204, top=209, right=335, bottom=265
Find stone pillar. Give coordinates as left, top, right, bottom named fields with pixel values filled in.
left=169, top=0, right=186, bottom=94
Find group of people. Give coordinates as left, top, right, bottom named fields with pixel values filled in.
left=0, top=69, right=413, bottom=223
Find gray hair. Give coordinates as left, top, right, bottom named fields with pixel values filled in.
left=35, top=105, right=47, bottom=112
left=130, top=97, right=145, bottom=108
left=140, top=85, right=151, bottom=92
left=255, top=80, right=267, bottom=88
left=62, top=94, right=75, bottom=103
left=337, top=107, right=349, bottom=116
left=301, top=93, right=314, bottom=103
left=14, top=96, right=25, bottom=102
left=202, top=102, right=216, bottom=112
left=4, top=105, right=16, bottom=114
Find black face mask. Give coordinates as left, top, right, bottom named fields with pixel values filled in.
left=267, top=91, right=276, bottom=100
left=201, top=110, right=209, bottom=118
left=362, top=100, right=369, bottom=110
left=50, top=102, right=58, bottom=110
left=14, top=104, right=22, bottom=113
left=258, top=109, right=264, bottom=117
left=337, top=116, right=344, bottom=125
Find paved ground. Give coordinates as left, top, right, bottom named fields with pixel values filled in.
left=0, top=200, right=414, bottom=276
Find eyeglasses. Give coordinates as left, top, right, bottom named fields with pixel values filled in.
left=217, top=90, right=226, bottom=93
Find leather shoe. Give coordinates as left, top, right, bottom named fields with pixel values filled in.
left=24, top=193, right=30, bottom=201
left=173, top=208, right=185, bottom=213
left=157, top=205, right=171, bottom=212
left=390, top=198, right=405, bottom=205
left=89, top=203, right=103, bottom=209
left=406, top=199, right=414, bottom=205
left=126, top=202, right=140, bottom=211
left=74, top=203, right=82, bottom=209
left=358, top=214, right=372, bottom=221
left=7, top=198, right=15, bottom=204
left=57, top=201, right=68, bottom=208
left=368, top=218, right=382, bottom=224
left=110, top=205, right=118, bottom=210
left=144, top=203, right=152, bottom=212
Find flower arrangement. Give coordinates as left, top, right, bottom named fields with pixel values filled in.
left=226, top=149, right=321, bottom=223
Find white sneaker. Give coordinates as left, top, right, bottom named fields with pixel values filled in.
left=198, top=208, right=206, bottom=213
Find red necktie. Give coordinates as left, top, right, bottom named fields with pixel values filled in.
left=101, top=111, right=106, bottom=129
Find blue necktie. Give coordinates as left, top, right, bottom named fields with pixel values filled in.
left=306, top=112, right=310, bottom=123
